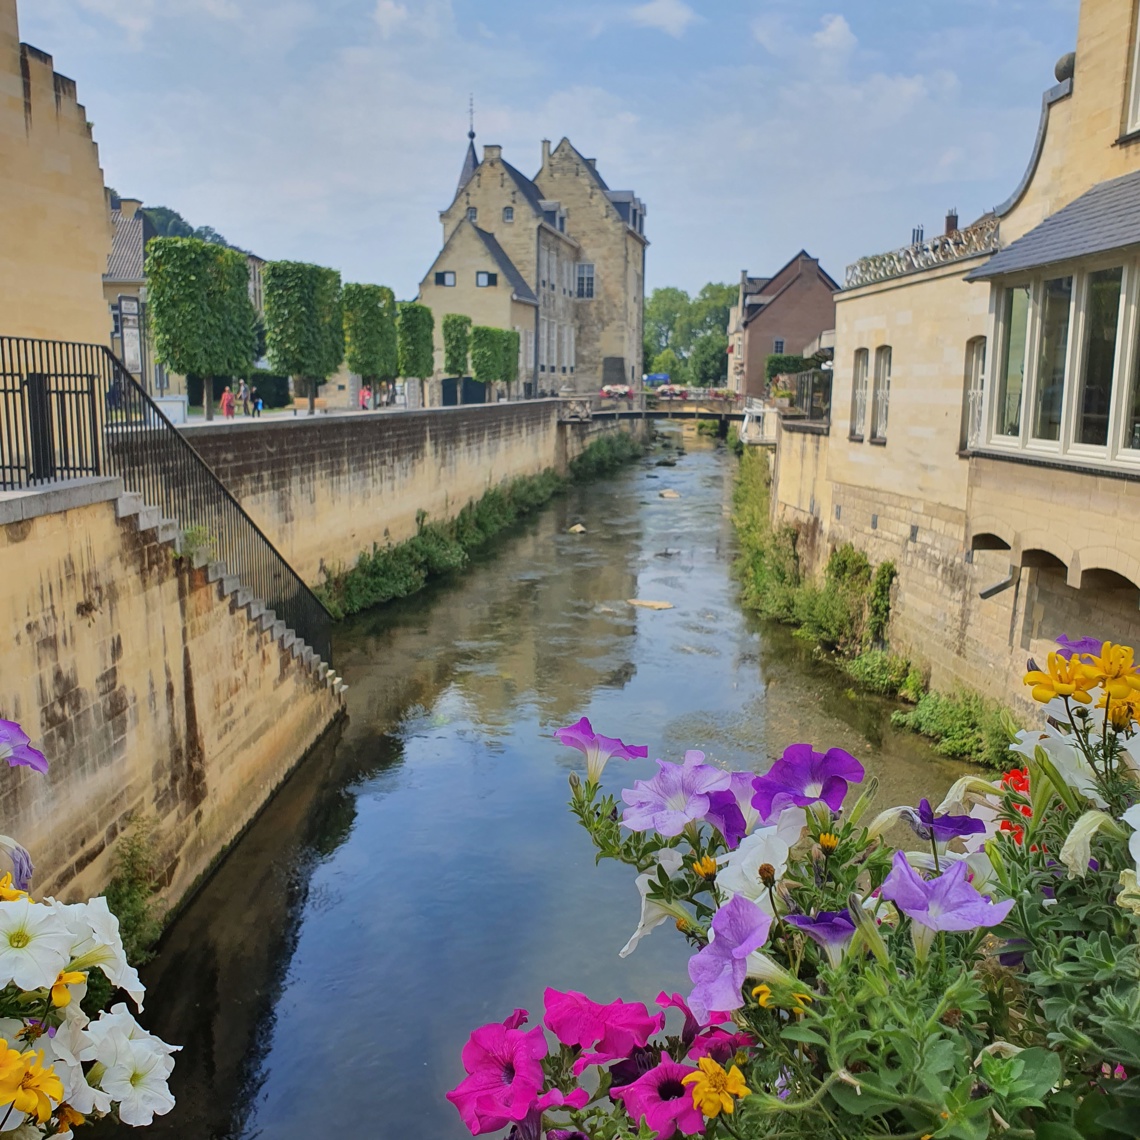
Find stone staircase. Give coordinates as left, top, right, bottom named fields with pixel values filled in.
left=114, top=491, right=347, bottom=698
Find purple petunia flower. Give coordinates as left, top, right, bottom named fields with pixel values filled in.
left=0, top=836, right=33, bottom=893
left=880, top=851, right=1014, bottom=958
left=1055, top=635, right=1104, bottom=661
left=906, top=799, right=987, bottom=845
left=703, top=789, right=748, bottom=849
left=0, top=720, right=47, bottom=774
left=751, top=743, right=864, bottom=822
left=784, top=910, right=857, bottom=969
left=622, top=751, right=731, bottom=837
left=687, top=895, right=773, bottom=1025
left=554, top=717, right=648, bottom=784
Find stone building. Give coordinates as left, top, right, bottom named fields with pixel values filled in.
left=768, top=0, right=1140, bottom=717
left=726, top=253, right=839, bottom=398
left=0, top=0, right=111, bottom=345
left=417, top=132, right=647, bottom=397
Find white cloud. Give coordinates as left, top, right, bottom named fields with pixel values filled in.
left=812, top=14, right=857, bottom=54
left=75, top=0, right=155, bottom=46
left=629, top=0, right=698, bottom=38
left=373, top=0, right=408, bottom=38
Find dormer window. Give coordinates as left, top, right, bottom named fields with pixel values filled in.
left=467, top=207, right=477, bottom=223
left=503, top=206, right=514, bottom=223
left=435, top=271, right=456, bottom=287
left=476, top=271, right=497, bottom=287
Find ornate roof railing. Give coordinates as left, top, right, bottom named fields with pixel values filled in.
left=844, top=215, right=1000, bottom=289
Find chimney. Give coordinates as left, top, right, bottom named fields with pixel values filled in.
left=911, top=223, right=925, bottom=245
left=483, top=144, right=501, bottom=162
left=541, top=139, right=551, bottom=165
left=945, top=207, right=959, bottom=235
left=119, top=197, right=142, bottom=219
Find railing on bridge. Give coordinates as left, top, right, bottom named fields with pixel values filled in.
left=0, top=336, right=332, bottom=663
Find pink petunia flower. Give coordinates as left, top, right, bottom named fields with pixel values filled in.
left=542, top=989, right=664, bottom=1075
left=612, top=1058, right=705, bottom=1139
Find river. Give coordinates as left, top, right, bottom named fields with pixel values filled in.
left=117, top=429, right=970, bottom=1140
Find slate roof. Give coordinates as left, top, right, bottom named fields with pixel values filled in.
left=472, top=225, right=538, bottom=305
left=457, top=137, right=478, bottom=195
left=500, top=159, right=546, bottom=216
left=967, top=169, right=1140, bottom=280
left=105, top=209, right=148, bottom=282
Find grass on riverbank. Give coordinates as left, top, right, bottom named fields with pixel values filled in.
left=731, top=445, right=1010, bottom=768
left=317, top=432, right=645, bottom=619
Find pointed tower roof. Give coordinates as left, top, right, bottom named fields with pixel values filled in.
left=457, top=120, right=478, bottom=195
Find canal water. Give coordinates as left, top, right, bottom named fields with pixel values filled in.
left=120, top=430, right=969, bottom=1140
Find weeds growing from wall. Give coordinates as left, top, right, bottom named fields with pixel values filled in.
left=890, top=689, right=1010, bottom=770
left=318, top=432, right=645, bottom=619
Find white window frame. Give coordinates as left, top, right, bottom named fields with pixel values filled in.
left=1128, top=1, right=1140, bottom=135
left=980, top=257, right=1140, bottom=473
left=850, top=348, right=869, bottom=438
left=577, top=263, right=595, bottom=299
left=870, top=346, right=891, bottom=441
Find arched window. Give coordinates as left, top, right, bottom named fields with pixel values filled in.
left=960, top=336, right=987, bottom=451
left=849, top=349, right=869, bottom=439
left=503, top=206, right=514, bottom=223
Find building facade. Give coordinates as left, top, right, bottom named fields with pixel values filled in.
left=769, top=0, right=1140, bottom=718
left=726, top=253, right=839, bottom=397
left=418, top=134, right=647, bottom=396
left=0, top=0, right=111, bottom=345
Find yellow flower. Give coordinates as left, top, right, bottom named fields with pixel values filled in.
left=0, top=875, right=27, bottom=903
left=751, top=983, right=773, bottom=1007
left=791, top=991, right=814, bottom=1013
left=692, top=855, right=718, bottom=879
left=1085, top=642, right=1140, bottom=701
left=50, top=971, right=87, bottom=1008
left=1024, top=653, right=1094, bottom=704
left=55, top=1103, right=86, bottom=1134
left=819, top=832, right=839, bottom=854
left=1097, top=690, right=1140, bottom=732
left=682, top=1056, right=751, bottom=1118
left=0, top=1049, right=62, bottom=1124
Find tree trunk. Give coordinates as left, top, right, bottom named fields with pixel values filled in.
left=204, top=376, right=214, bottom=422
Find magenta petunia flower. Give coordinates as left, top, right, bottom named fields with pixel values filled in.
left=784, top=910, right=857, bottom=969
left=446, top=1010, right=548, bottom=1135
left=0, top=720, right=47, bottom=774
left=543, top=989, right=664, bottom=1075
left=612, top=1058, right=705, bottom=1139
left=687, top=895, right=773, bottom=1025
left=622, top=751, right=731, bottom=837
left=688, top=1026, right=756, bottom=1064
left=554, top=717, right=648, bottom=784
left=751, top=743, right=864, bottom=821
left=507, top=1089, right=591, bottom=1140
left=881, top=851, right=1015, bottom=934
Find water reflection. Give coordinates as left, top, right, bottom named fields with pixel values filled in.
left=115, top=433, right=969, bottom=1140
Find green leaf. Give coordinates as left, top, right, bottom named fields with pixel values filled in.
left=1036, top=1123, right=1088, bottom=1140
left=779, top=1023, right=827, bottom=1047
left=827, top=1079, right=896, bottom=1117
left=1015, top=1047, right=1062, bottom=1101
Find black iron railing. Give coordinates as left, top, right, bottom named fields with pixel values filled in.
left=0, top=337, right=332, bottom=664
left=790, top=370, right=833, bottom=423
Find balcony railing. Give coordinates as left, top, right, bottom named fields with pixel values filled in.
left=0, top=336, right=332, bottom=664
left=789, top=370, right=832, bottom=423
left=845, top=215, right=1000, bottom=289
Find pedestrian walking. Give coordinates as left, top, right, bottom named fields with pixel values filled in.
left=239, top=379, right=250, bottom=415
left=251, top=388, right=262, bottom=418
left=221, top=385, right=236, bottom=419
left=359, top=384, right=371, bottom=411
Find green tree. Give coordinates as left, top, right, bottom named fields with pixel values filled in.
left=675, top=282, right=736, bottom=353
left=643, top=286, right=690, bottom=364
left=442, top=313, right=472, bottom=377
left=469, top=325, right=500, bottom=387
left=688, top=331, right=729, bottom=387
left=502, top=329, right=520, bottom=390
left=145, top=237, right=256, bottom=420
left=397, top=302, right=435, bottom=406
left=650, top=346, right=685, bottom=381
left=263, top=261, right=345, bottom=415
left=344, top=283, right=398, bottom=406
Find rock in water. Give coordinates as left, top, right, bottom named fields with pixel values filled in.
left=627, top=599, right=674, bottom=610
left=659, top=489, right=681, bottom=499
left=568, top=523, right=587, bottom=534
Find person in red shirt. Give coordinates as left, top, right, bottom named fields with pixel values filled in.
left=220, top=386, right=236, bottom=419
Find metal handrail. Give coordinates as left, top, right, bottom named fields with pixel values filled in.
left=0, top=336, right=332, bottom=664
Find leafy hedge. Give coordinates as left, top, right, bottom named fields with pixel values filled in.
left=344, top=283, right=398, bottom=383
left=397, top=302, right=434, bottom=380
left=442, top=313, right=472, bottom=377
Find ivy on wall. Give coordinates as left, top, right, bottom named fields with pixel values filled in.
left=263, top=261, right=345, bottom=415
left=144, top=237, right=256, bottom=415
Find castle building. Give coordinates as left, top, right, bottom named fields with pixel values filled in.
left=418, top=132, right=647, bottom=396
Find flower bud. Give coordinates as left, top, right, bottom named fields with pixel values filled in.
left=758, top=863, right=776, bottom=887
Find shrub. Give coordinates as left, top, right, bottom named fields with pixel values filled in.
left=890, top=688, right=1010, bottom=768
left=844, top=649, right=911, bottom=695
left=866, top=559, right=896, bottom=645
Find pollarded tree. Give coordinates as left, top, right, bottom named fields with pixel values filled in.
left=397, top=302, right=434, bottom=407
left=442, top=313, right=472, bottom=378
left=145, top=237, right=256, bottom=420
left=344, top=283, right=398, bottom=408
left=469, top=325, right=499, bottom=390
left=502, top=329, right=520, bottom=394
left=263, top=261, right=345, bottom=415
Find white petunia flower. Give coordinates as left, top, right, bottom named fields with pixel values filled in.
left=715, top=827, right=790, bottom=911
left=80, top=1003, right=180, bottom=1067
left=48, top=898, right=145, bottom=1010
left=1010, top=729, right=1106, bottom=808
left=40, top=1018, right=111, bottom=1118
left=97, top=1035, right=175, bottom=1127
left=1059, top=810, right=1118, bottom=879
left=619, top=848, right=687, bottom=958
left=0, top=898, right=73, bottom=990
left=1123, top=804, right=1140, bottom=877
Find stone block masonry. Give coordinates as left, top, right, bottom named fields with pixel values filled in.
left=184, top=401, right=648, bottom=586
left=0, top=477, right=341, bottom=906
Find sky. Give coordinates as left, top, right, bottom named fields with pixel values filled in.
left=19, top=0, right=1080, bottom=299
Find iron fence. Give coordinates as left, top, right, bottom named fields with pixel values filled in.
left=0, top=337, right=332, bottom=664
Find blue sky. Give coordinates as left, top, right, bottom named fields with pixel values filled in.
left=20, top=0, right=1079, bottom=298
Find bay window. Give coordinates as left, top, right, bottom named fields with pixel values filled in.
left=982, top=258, right=1140, bottom=469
